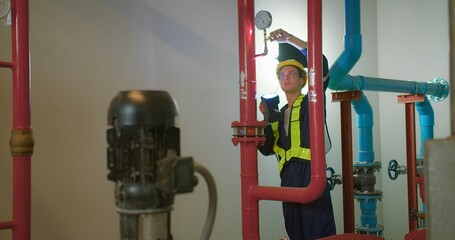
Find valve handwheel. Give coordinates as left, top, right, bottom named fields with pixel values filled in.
left=388, top=159, right=399, bottom=180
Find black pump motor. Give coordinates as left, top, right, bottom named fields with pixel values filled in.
left=106, top=90, right=195, bottom=240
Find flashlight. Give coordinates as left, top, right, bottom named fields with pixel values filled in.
left=260, top=93, right=281, bottom=123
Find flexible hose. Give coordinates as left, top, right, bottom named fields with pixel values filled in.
left=194, top=162, right=217, bottom=240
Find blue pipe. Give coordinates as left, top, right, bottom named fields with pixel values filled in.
left=359, top=198, right=378, bottom=228
left=337, top=75, right=449, bottom=100
left=415, top=98, right=434, bottom=157
left=352, top=93, right=382, bottom=234
left=328, top=0, right=362, bottom=90
left=415, top=97, right=433, bottom=227
left=332, top=0, right=382, bottom=234
left=328, top=0, right=449, bottom=101
left=352, top=93, right=374, bottom=163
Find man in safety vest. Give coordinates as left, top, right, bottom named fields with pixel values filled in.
left=258, top=28, right=336, bottom=240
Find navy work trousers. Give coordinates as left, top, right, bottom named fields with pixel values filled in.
left=281, top=160, right=336, bottom=240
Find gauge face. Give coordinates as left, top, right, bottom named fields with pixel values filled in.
left=255, top=10, right=272, bottom=30
left=0, top=0, right=11, bottom=19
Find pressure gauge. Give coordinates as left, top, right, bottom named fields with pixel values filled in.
left=0, top=0, right=11, bottom=19
left=255, top=10, right=272, bottom=30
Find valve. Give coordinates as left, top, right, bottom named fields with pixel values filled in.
left=326, top=167, right=342, bottom=191
left=387, top=159, right=406, bottom=180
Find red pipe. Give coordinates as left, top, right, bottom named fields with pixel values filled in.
left=10, top=0, right=32, bottom=239
left=251, top=0, right=326, bottom=204
left=235, top=0, right=325, bottom=239
left=237, top=0, right=260, bottom=239
left=404, top=102, right=418, bottom=231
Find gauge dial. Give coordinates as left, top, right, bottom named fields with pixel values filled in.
left=254, top=10, right=272, bottom=30
left=0, top=0, right=10, bottom=19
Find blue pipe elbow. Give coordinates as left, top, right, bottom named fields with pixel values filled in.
left=328, top=0, right=362, bottom=90
left=415, top=98, right=434, bottom=156
left=329, top=36, right=362, bottom=90
left=352, top=93, right=374, bottom=163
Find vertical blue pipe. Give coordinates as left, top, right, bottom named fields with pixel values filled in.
left=328, top=0, right=362, bottom=90
left=415, top=98, right=434, bottom=157
left=352, top=93, right=382, bottom=234
left=352, top=93, right=374, bottom=163
left=415, top=97, right=434, bottom=226
left=360, top=199, right=378, bottom=227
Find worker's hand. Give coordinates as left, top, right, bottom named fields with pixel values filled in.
left=259, top=101, right=269, bottom=124
left=269, top=28, right=291, bottom=43
left=269, top=28, right=307, bottom=50
left=259, top=101, right=266, bottom=114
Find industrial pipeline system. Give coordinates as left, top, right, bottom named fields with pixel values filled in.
left=232, top=0, right=450, bottom=239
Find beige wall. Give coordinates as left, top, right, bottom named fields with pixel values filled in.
left=0, top=0, right=449, bottom=239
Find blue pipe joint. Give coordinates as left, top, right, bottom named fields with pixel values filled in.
left=359, top=198, right=378, bottom=227
left=329, top=35, right=362, bottom=90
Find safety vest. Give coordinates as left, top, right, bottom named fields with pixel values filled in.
left=271, top=94, right=311, bottom=172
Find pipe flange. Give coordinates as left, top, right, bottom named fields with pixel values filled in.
left=428, top=77, right=449, bottom=102
left=353, top=160, right=381, bottom=168
left=354, top=190, right=383, bottom=197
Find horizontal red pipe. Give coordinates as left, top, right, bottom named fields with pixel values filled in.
left=0, top=61, right=14, bottom=69
left=247, top=0, right=326, bottom=204
left=0, top=221, right=14, bottom=230
left=251, top=178, right=326, bottom=203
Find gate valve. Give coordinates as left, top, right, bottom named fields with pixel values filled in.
left=326, top=167, right=342, bottom=191
left=387, top=159, right=406, bottom=180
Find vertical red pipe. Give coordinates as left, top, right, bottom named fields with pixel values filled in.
left=236, top=0, right=324, bottom=238
left=306, top=0, right=327, bottom=198
left=405, top=103, right=418, bottom=231
left=249, top=0, right=326, bottom=203
left=11, top=0, right=32, bottom=239
left=237, top=0, right=259, bottom=239
left=340, top=101, right=355, bottom=233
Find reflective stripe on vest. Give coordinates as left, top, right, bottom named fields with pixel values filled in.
left=271, top=95, right=311, bottom=172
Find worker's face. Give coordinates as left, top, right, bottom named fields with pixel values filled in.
left=278, top=66, right=304, bottom=94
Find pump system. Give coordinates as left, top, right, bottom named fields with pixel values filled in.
left=106, top=90, right=217, bottom=240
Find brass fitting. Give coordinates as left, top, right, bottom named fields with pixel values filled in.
left=9, top=129, right=35, bottom=156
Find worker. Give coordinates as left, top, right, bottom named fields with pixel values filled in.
left=258, top=28, right=336, bottom=240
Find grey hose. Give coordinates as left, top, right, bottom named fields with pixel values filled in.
left=194, top=162, right=217, bottom=240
